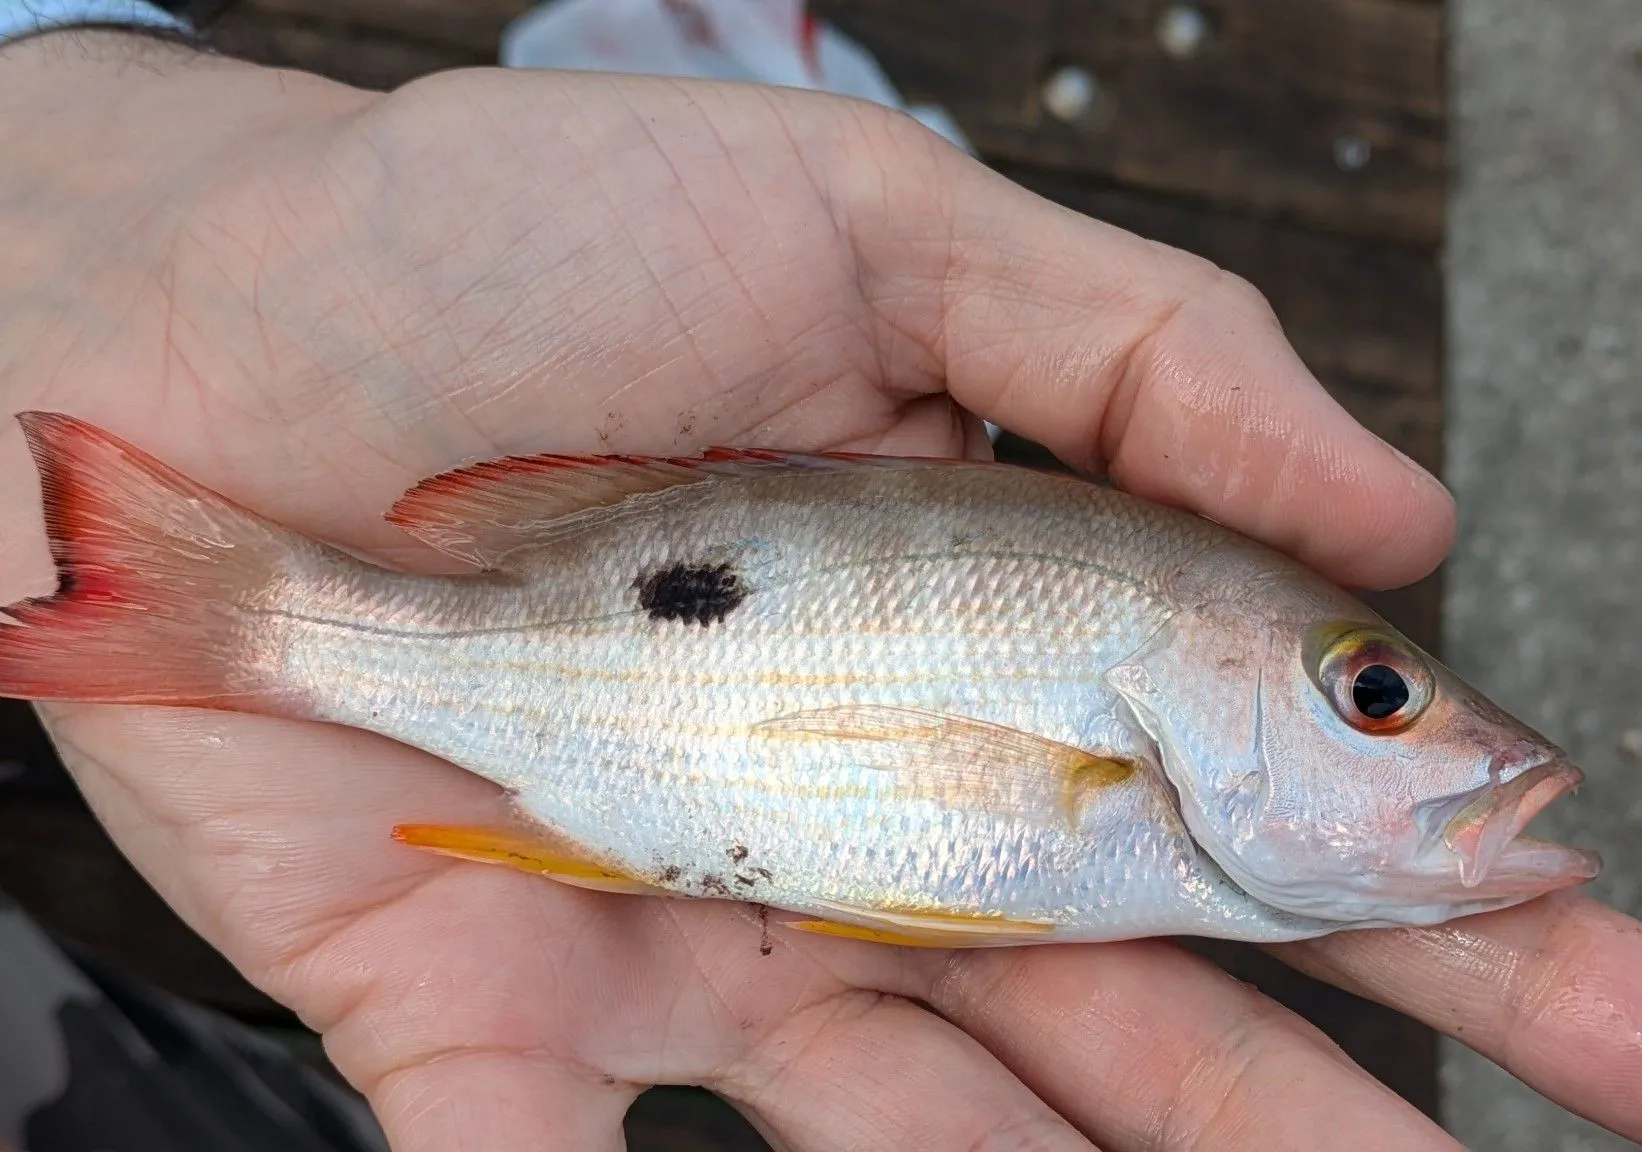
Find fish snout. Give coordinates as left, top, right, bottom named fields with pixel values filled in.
left=1439, top=758, right=1600, bottom=890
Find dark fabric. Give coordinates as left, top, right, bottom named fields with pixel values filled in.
left=148, top=0, right=238, bottom=22
left=0, top=895, right=386, bottom=1152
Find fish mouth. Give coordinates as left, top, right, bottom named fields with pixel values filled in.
left=1441, top=758, right=1602, bottom=890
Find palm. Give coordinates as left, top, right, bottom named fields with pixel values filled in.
left=2, top=60, right=1637, bottom=1151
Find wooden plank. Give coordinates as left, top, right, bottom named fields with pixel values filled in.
left=237, top=0, right=529, bottom=54
left=227, top=0, right=1443, bottom=243
left=816, top=0, right=1446, bottom=244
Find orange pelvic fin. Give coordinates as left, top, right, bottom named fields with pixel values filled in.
left=390, top=823, right=670, bottom=896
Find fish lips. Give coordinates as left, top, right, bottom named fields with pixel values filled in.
left=1419, top=758, right=1602, bottom=894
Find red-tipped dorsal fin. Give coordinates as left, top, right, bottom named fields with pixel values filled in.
left=0, top=412, right=307, bottom=712
left=385, top=446, right=969, bottom=570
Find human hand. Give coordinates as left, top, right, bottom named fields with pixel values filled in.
left=1, top=31, right=1636, bottom=1151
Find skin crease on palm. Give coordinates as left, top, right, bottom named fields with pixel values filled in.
left=0, top=29, right=1638, bottom=1152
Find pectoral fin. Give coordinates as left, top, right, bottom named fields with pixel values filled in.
left=752, top=704, right=1136, bottom=826
left=391, top=824, right=671, bottom=896
left=786, top=901, right=1058, bottom=948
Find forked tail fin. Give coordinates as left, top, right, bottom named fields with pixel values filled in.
left=0, top=412, right=309, bottom=712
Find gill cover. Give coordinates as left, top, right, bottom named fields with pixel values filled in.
left=1104, top=607, right=1302, bottom=911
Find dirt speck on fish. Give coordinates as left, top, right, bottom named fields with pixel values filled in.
left=0, top=413, right=1601, bottom=947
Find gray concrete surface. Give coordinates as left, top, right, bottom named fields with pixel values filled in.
left=1444, top=1, right=1642, bottom=1146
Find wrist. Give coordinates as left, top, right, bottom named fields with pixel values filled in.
left=1, top=25, right=291, bottom=133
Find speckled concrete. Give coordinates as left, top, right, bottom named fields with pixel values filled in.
left=1443, top=1, right=1642, bottom=1146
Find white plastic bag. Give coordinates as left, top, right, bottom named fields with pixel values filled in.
left=500, top=0, right=973, bottom=154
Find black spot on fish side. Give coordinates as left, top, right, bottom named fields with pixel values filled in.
left=635, top=561, right=747, bottom=626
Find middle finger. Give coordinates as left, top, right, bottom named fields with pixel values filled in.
left=713, top=986, right=1097, bottom=1152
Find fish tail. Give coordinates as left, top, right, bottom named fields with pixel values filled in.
left=0, top=411, right=308, bottom=713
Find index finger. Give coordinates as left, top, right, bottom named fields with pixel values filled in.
left=846, top=134, right=1454, bottom=590
left=1270, top=894, right=1642, bottom=1141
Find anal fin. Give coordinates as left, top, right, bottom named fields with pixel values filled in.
left=786, top=901, right=1058, bottom=949
left=391, top=824, right=671, bottom=896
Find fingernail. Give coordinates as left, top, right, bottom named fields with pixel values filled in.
left=1382, top=439, right=1449, bottom=495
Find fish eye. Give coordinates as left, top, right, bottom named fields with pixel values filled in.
left=1353, top=664, right=1409, bottom=719
left=1315, top=627, right=1433, bottom=734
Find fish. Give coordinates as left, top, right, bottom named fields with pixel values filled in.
left=0, top=411, right=1601, bottom=947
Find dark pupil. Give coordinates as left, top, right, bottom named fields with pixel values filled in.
left=1352, top=664, right=1410, bottom=719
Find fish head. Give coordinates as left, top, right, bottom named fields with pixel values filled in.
left=1108, top=543, right=1600, bottom=925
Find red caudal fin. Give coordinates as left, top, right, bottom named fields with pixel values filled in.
left=0, top=412, right=307, bottom=712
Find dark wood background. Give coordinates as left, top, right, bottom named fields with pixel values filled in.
left=0, top=0, right=1447, bottom=1146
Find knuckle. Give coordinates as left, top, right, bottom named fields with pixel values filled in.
left=1210, top=267, right=1281, bottom=325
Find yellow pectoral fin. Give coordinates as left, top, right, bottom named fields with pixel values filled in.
left=786, top=902, right=1059, bottom=949
left=751, top=704, right=1137, bottom=827
left=391, top=824, right=670, bottom=896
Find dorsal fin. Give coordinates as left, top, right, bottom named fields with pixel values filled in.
left=385, top=447, right=966, bottom=569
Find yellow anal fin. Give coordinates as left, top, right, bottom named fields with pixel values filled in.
left=391, top=824, right=669, bottom=896
left=787, top=902, right=1058, bottom=949
left=787, top=921, right=967, bottom=948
